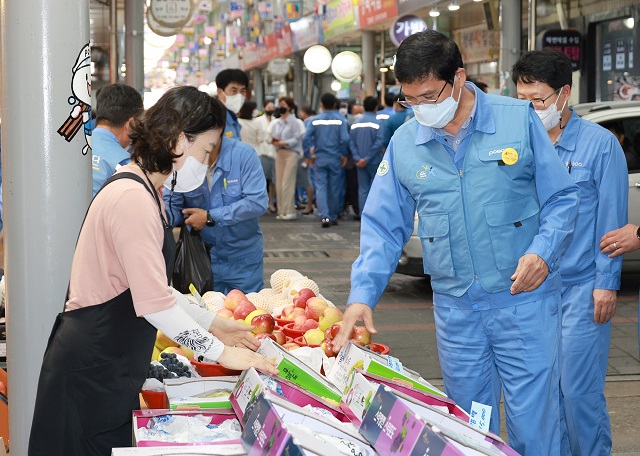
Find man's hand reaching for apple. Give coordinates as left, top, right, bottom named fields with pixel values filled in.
left=209, top=315, right=260, bottom=350
left=331, top=302, right=376, bottom=353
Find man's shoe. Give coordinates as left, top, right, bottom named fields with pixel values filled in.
left=321, top=218, right=330, bottom=228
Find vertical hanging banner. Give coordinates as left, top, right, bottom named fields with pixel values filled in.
left=359, top=0, right=397, bottom=28
left=323, top=0, right=356, bottom=41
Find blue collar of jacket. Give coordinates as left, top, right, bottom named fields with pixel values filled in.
left=554, top=109, right=580, bottom=152
left=214, top=137, right=238, bottom=173
left=227, top=109, right=238, bottom=122
left=414, top=85, right=496, bottom=146
left=93, top=126, right=120, bottom=143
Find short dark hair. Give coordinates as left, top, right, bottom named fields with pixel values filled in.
left=384, top=92, right=396, bottom=107
left=237, top=100, right=257, bottom=120
left=512, top=48, right=572, bottom=90
left=215, top=69, right=249, bottom=91
left=320, top=93, right=338, bottom=111
left=95, top=83, right=143, bottom=128
left=279, top=96, right=295, bottom=109
left=395, top=30, right=463, bottom=85
left=129, top=86, right=226, bottom=174
left=299, top=106, right=316, bottom=117
left=363, top=96, right=378, bottom=112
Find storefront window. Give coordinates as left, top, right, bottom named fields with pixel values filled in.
left=596, top=17, right=639, bottom=101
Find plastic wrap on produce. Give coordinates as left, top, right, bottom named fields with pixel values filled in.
left=287, top=346, right=324, bottom=374
left=136, top=414, right=241, bottom=444
left=282, top=277, right=320, bottom=299
left=202, top=291, right=226, bottom=311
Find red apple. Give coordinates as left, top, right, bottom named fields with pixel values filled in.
left=281, top=305, right=295, bottom=317
left=217, top=308, right=234, bottom=319
left=328, top=322, right=352, bottom=340
left=320, top=339, right=336, bottom=357
left=233, top=300, right=257, bottom=320
left=255, top=333, right=277, bottom=342
left=353, top=326, right=372, bottom=345
left=319, top=307, right=343, bottom=331
left=293, top=288, right=316, bottom=308
left=224, top=289, right=247, bottom=311
left=251, top=314, right=275, bottom=334
left=282, top=342, right=301, bottom=351
left=305, top=297, right=328, bottom=321
left=272, top=330, right=286, bottom=345
left=292, top=315, right=307, bottom=330
left=299, top=319, right=319, bottom=332
left=287, top=308, right=306, bottom=321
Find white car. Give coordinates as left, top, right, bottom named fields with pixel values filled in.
left=396, top=101, right=640, bottom=276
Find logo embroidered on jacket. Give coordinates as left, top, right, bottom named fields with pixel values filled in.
left=416, top=165, right=435, bottom=180
left=377, top=160, right=390, bottom=176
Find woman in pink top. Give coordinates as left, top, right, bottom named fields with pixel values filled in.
left=29, top=87, right=277, bottom=456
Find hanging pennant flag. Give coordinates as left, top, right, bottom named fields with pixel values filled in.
left=284, top=1, right=302, bottom=21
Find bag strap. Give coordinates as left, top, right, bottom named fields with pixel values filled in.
left=64, top=172, right=167, bottom=305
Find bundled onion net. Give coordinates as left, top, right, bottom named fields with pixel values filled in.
left=202, top=291, right=226, bottom=311
left=282, top=277, right=320, bottom=300
left=270, top=269, right=304, bottom=293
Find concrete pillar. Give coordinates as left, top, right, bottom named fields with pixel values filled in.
left=1, top=0, right=92, bottom=453
left=528, top=0, right=537, bottom=51
left=254, top=68, right=264, bottom=109
left=293, top=54, right=304, bottom=106
left=362, top=31, right=376, bottom=97
left=110, top=0, right=118, bottom=83
left=125, top=0, right=145, bottom=91
left=499, top=0, right=521, bottom=96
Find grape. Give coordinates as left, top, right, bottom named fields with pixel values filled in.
left=160, top=352, right=168, bottom=359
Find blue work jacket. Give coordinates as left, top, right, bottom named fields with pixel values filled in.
left=165, top=138, right=268, bottom=260
left=303, top=111, right=350, bottom=165
left=349, top=112, right=385, bottom=165
left=555, top=110, right=628, bottom=288
left=224, top=109, right=242, bottom=140
left=349, top=91, right=579, bottom=306
left=91, top=127, right=130, bottom=196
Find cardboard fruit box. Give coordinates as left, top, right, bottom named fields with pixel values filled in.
left=112, top=444, right=245, bottom=455
left=241, top=390, right=375, bottom=456
left=163, top=376, right=239, bottom=410
left=256, top=338, right=341, bottom=404
left=359, top=385, right=521, bottom=456
left=328, top=341, right=446, bottom=397
left=230, top=367, right=347, bottom=426
left=132, top=409, right=241, bottom=448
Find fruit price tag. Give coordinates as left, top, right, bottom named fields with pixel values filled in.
left=189, top=283, right=207, bottom=309
left=469, top=401, right=492, bottom=432
left=386, top=355, right=403, bottom=373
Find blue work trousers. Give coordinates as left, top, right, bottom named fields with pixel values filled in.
left=315, top=161, right=345, bottom=221
left=356, top=161, right=379, bottom=214
left=434, top=289, right=562, bottom=455
left=211, top=249, right=264, bottom=294
left=559, top=281, right=611, bottom=456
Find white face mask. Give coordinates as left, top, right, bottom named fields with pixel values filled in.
left=224, top=93, right=245, bottom=114
left=164, top=155, right=208, bottom=193
left=339, top=108, right=348, bottom=116
left=535, top=96, right=567, bottom=131
left=412, top=78, right=463, bottom=129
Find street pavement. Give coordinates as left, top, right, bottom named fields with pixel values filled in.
left=261, top=209, right=640, bottom=455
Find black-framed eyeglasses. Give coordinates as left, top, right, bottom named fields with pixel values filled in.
left=398, top=81, right=449, bottom=108
left=523, top=87, right=561, bottom=110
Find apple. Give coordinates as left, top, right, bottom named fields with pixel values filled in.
left=318, top=308, right=343, bottom=331
left=224, top=289, right=247, bottom=311
left=281, top=305, right=295, bottom=318
left=300, top=319, right=319, bottom=332
left=155, top=330, right=179, bottom=351
left=353, top=326, right=372, bottom=345
left=282, top=342, right=301, bottom=351
left=293, top=288, right=316, bottom=308
left=329, top=322, right=352, bottom=340
left=287, top=308, right=306, bottom=320
left=320, top=339, right=336, bottom=357
left=233, top=300, right=257, bottom=320
left=255, top=333, right=277, bottom=342
left=292, top=315, right=307, bottom=330
left=251, top=314, right=276, bottom=334
left=303, top=328, right=325, bottom=345
left=305, top=297, right=328, bottom=321
left=217, top=308, right=234, bottom=319
left=245, top=309, right=268, bottom=325
left=272, top=330, right=286, bottom=345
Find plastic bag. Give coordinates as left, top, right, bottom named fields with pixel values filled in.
left=172, top=225, right=213, bottom=295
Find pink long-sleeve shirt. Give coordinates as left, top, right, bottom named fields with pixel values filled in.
left=66, top=166, right=175, bottom=316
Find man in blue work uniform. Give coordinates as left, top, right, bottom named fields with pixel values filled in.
left=514, top=49, right=628, bottom=456
left=303, top=93, right=350, bottom=228
left=383, top=97, right=414, bottom=148
left=165, top=135, right=268, bottom=294
left=349, top=96, right=385, bottom=213
left=333, top=30, right=580, bottom=455
left=91, top=83, right=143, bottom=196
left=215, top=69, right=248, bottom=141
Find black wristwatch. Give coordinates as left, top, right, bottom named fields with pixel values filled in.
left=206, top=212, right=216, bottom=227
left=636, top=225, right=640, bottom=241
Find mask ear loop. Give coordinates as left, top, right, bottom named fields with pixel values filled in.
left=558, top=89, right=569, bottom=130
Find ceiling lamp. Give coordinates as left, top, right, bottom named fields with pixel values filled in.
left=429, top=7, right=440, bottom=17
left=304, top=45, right=332, bottom=74
left=448, top=1, right=460, bottom=11
left=331, top=51, right=363, bottom=82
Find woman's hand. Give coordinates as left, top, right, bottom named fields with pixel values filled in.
left=209, top=315, right=260, bottom=350
left=217, top=346, right=279, bottom=375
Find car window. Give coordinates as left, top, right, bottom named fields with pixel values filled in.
left=623, top=117, right=640, bottom=173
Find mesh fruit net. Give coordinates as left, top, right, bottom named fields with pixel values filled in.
left=269, top=269, right=304, bottom=292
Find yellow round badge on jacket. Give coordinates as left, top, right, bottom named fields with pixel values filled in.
left=502, top=148, right=518, bottom=165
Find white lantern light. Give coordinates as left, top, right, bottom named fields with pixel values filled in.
left=331, top=51, right=363, bottom=82
left=331, top=80, right=342, bottom=92
left=303, top=45, right=332, bottom=74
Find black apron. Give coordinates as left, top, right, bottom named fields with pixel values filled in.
left=28, top=172, right=176, bottom=456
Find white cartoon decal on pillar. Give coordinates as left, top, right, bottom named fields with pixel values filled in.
left=58, top=44, right=92, bottom=155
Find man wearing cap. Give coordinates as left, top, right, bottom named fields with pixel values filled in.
left=333, top=30, right=579, bottom=454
